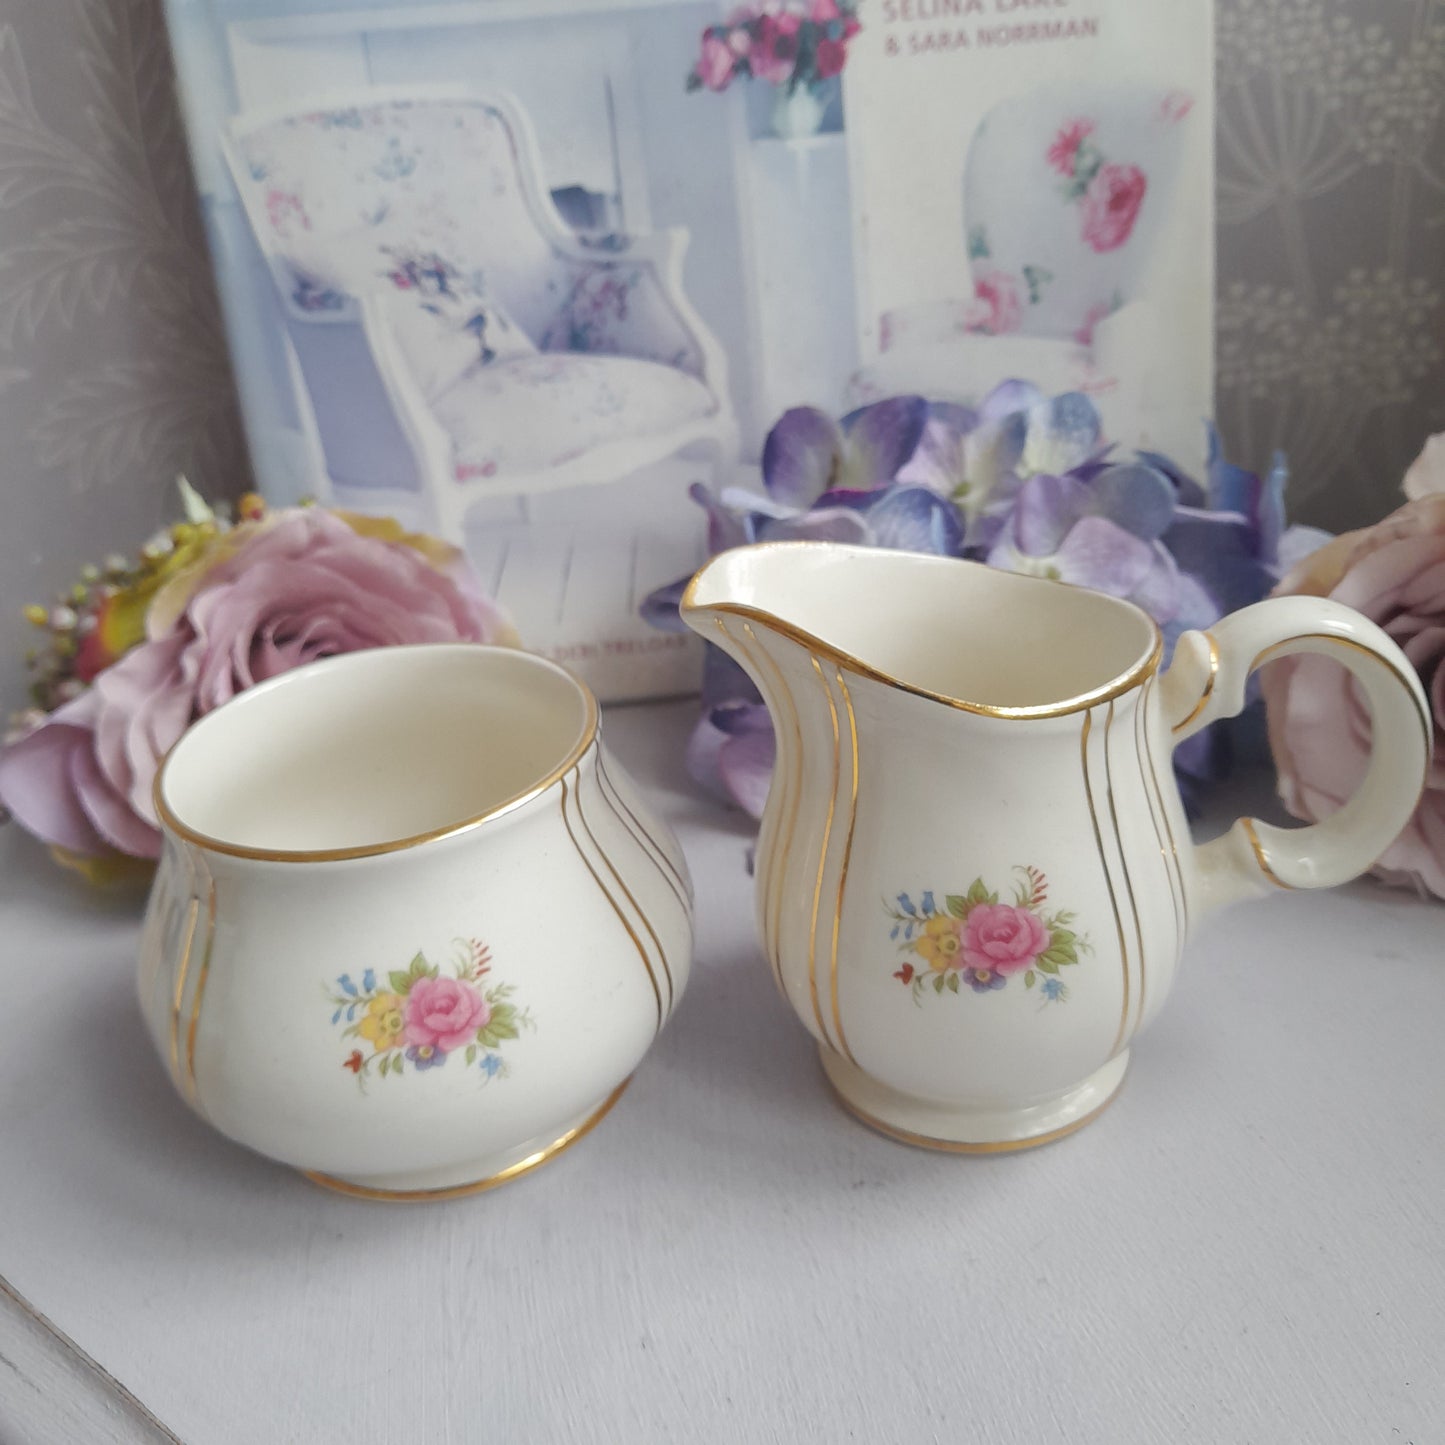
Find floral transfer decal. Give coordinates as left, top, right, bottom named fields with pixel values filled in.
left=328, top=939, right=532, bottom=1088
left=886, top=867, right=1089, bottom=1005
left=1044, top=117, right=1148, bottom=255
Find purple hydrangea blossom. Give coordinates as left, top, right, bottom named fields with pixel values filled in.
left=641, top=381, right=1327, bottom=820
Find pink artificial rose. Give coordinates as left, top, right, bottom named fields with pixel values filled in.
left=1080, top=163, right=1148, bottom=254
left=697, top=32, right=737, bottom=91
left=0, top=510, right=512, bottom=860
left=965, top=268, right=1024, bottom=336
left=1404, top=432, right=1445, bottom=501
left=961, top=903, right=1051, bottom=976
left=403, top=975, right=491, bottom=1053
left=1046, top=118, right=1094, bottom=178
left=1262, top=458, right=1445, bottom=899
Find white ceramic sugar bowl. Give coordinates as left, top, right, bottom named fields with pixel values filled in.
left=137, top=645, right=692, bottom=1200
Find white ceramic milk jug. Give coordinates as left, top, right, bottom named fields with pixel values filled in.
left=683, top=542, right=1430, bottom=1152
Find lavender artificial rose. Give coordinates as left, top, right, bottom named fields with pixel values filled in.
left=0, top=508, right=513, bottom=861
left=1262, top=436, right=1445, bottom=900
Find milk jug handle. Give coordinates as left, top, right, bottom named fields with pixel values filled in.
left=1160, top=596, right=1432, bottom=914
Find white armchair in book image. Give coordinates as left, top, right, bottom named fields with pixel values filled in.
left=221, top=86, right=738, bottom=661
left=851, top=84, right=1198, bottom=445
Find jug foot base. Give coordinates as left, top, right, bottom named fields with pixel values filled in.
left=820, top=1049, right=1128, bottom=1153
left=299, top=1077, right=631, bottom=1201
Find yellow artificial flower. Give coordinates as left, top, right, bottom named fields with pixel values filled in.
left=332, top=510, right=467, bottom=573
left=48, top=845, right=156, bottom=889
left=357, top=993, right=406, bottom=1052
left=915, top=914, right=964, bottom=971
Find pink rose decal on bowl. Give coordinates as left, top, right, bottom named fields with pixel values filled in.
left=328, top=939, right=532, bottom=1088
left=886, top=868, right=1089, bottom=1003
left=1080, top=163, right=1148, bottom=254
left=405, top=974, right=491, bottom=1053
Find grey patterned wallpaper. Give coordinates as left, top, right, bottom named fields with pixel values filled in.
left=1216, top=0, right=1445, bottom=530
left=0, top=0, right=244, bottom=716
left=0, top=0, right=1440, bottom=715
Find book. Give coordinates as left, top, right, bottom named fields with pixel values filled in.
left=164, top=0, right=1212, bottom=699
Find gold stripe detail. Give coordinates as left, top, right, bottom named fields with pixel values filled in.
left=808, top=655, right=841, bottom=1051
left=1082, top=710, right=1131, bottom=1061
left=681, top=549, right=1163, bottom=721
left=739, top=621, right=809, bottom=994
left=1171, top=631, right=1219, bottom=734
left=1103, top=700, right=1142, bottom=1052
left=1136, top=679, right=1183, bottom=982
left=573, top=760, right=674, bottom=1010
left=302, top=1078, right=630, bottom=1202
left=745, top=621, right=805, bottom=990
left=1141, top=677, right=1190, bottom=938
left=1242, top=817, right=1293, bottom=890
left=1249, top=632, right=1434, bottom=756
left=560, top=773, right=662, bottom=1028
left=720, top=618, right=783, bottom=980
left=183, top=857, right=217, bottom=1116
left=595, top=747, right=691, bottom=920
left=153, top=651, right=600, bottom=864
left=830, top=669, right=859, bottom=1066
left=168, top=893, right=200, bottom=1098
left=828, top=1073, right=1125, bottom=1154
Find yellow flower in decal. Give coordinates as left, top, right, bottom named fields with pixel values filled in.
left=357, top=993, right=406, bottom=1052
left=915, top=915, right=964, bottom=971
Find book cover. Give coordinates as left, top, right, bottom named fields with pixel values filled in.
left=163, top=0, right=1212, bottom=699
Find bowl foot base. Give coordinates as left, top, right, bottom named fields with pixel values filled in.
left=300, top=1077, right=631, bottom=1201
left=820, top=1049, right=1128, bottom=1153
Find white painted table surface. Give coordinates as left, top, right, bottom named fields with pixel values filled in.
left=2, top=699, right=1443, bottom=1445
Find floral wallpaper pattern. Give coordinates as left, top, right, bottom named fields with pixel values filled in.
left=0, top=0, right=1440, bottom=713
left=1216, top=0, right=1445, bottom=529
left=0, top=0, right=244, bottom=714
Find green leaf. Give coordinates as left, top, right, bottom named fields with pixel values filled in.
left=490, top=1021, right=520, bottom=1041
left=1025, top=970, right=1036, bottom=989
left=489, top=1003, right=516, bottom=1028
left=933, top=974, right=946, bottom=994
left=966, top=878, right=990, bottom=907
left=388, top=970, right=413, bottom=994
left=476, top=1027, right=501, bottom=1048
left=946, top=972, right=960, bottom=993
left=1036, top=955, right=1060, bottom=976
left=946, top=894, right=969, bottom=919
left=1040, top=941, right=1078, bottom=969
left=465, top=1045, right=477, bottom=1066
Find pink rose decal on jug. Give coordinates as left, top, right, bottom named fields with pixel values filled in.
left=886, top=867, right=1089, bottom=1005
